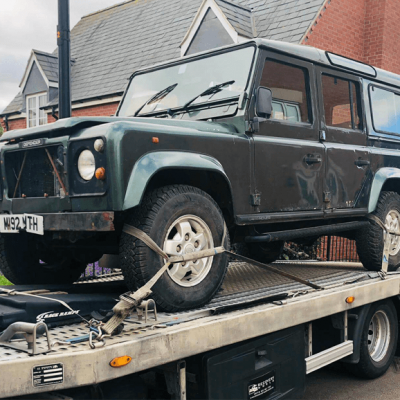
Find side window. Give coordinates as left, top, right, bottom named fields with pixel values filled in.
left=370, top=86, right=400, bottom=134
left=321, top=74, right=362, bottom=130
left=260, top=59, right=311, bottom=124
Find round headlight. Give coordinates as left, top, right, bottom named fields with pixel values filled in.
left=77, top=150, right=96, bottom=181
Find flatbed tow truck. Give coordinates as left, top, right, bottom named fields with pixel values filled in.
left=1, top=256, right=400, bottom=400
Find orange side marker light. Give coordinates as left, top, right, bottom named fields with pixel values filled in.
left=110, top=356, right=132, bottom=368
left=152, top=137, right=160, bottom=144
left=346, top=296, right=355, bottom=304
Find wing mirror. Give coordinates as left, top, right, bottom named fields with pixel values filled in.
left=256, top=87, right=272, bottom=119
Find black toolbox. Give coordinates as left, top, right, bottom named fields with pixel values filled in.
left=186, top=325, right=306, bottom=400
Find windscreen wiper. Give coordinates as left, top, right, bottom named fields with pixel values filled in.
left=182, top=80, right=235, bottom=109
left=133, top=83, right=178, bottom=117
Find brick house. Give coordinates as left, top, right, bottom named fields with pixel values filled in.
left=3, top=0, right=399, bottom=132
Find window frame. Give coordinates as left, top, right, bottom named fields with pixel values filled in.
left=26, top=92, right=48, bottom=128
left=321, top=73, right=363, bottom=131
left=259, top=56, right=313, bottom=127
left=368, top=83, right=400, bottom=137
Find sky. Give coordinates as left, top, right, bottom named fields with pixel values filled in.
left=0, top=0, right=124, bottom=113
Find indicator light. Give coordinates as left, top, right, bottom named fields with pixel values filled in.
left=95, top=167, right=106, bottom=181
left=110, top=356, right=132, bottom=368
left=346, top=296, right=355, bottom=304
left=152, top=137, right=160, bottom=144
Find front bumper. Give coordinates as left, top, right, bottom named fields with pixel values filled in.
left=33, top=212, right=115, bottom=232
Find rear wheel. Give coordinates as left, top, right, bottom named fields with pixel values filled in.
left=347, top=300, right=398, bottom=379
left=119, top=185, right=230, bottom=312
left=357, top=191, right=400, bottom=271
left=0, top=234, right=86, bottom=285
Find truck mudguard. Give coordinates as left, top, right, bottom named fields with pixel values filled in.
left=122, top=151, right=231, bottom=210
left=342, top=304, right=371, bottom=364
left=368, top=168, right=400, bottom=213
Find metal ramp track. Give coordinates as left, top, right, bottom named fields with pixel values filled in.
left=0, top=261, right=369, bottom=364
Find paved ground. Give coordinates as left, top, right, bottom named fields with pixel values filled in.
left=303, top=358, right=400, bottom=400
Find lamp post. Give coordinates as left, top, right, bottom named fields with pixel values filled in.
left=57, top=0, right=71, bottom=119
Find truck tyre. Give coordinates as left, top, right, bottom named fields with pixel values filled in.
left=119, top=185, right=230, bottom=312
left=347, top=300, right=398, bottom=379
left=356, top=191, right=400, bottom=271
left=0, top=234, right=86, bottom=285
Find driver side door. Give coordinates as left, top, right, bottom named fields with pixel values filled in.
left=252, top=51, right=325, bottom=217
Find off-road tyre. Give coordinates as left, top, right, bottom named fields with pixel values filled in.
left=0, top=233, right=86, bottom=284
left=347, top=300, right=398, bottom=379
left=356, top=191, right=400, bottom=272
left=119, top=185, right=230, bottom=312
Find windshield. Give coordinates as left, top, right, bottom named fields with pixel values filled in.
left=118, top=46, right=255, bottom=117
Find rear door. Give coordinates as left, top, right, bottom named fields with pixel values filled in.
left=253, top=51, right=325, bottom=214
left=316, top=67, right=370, bottom=211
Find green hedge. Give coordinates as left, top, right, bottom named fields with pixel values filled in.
left=0, top=276, right=12, bottom=286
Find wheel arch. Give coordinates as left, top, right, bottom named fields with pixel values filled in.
left=368, top=168, right=400, bottom=213
left=123, top=151, right=234, bottom=221
left=343, top=297, right=399, bottom=364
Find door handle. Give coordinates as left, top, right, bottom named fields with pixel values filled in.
left=304, top=156, right=322, bottom=164
left=354, top=160, right=370, bottom=167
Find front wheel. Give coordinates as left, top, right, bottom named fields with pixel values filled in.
left=119, top=185, right=230, bottom=312
left=347, top=300, right=398, bottom=379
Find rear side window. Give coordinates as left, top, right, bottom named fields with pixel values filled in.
left=321, top=74, right=362, bottom=130
left=261, top=59, right=311, bottom=124
left=370, top=86, right=400, bottom=134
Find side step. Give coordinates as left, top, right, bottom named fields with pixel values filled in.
left=245, top=221, right=369, bottom=243
left=305, top=341, right=354, bottom=374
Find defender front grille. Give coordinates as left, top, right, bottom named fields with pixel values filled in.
left=5, top=146, right=66, bottom=199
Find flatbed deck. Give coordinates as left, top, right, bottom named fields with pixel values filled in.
left=0, top=261, right=399, bottom=398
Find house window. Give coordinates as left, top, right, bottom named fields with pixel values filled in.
left=27, top=93, right=47, bottom=128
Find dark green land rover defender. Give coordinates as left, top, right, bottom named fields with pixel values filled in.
left=2, top=39, right=400, bottom=311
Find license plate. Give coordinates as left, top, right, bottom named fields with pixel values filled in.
left=0, top=214, right=44, bottom=235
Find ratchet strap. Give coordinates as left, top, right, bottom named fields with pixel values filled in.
left=102, top=223, right=323, bottom=335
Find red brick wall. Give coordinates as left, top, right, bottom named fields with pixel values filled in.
left=1, top=118, right=27, bottom=132
left=47, top=102, right=120, bottom=124
left=369, top=0, right=400, bottom=75
left=303, top=0, right=366, bottom=62
left=1, top=102, right=120, bottom=132
left=303, top=0, right=400, bottom=75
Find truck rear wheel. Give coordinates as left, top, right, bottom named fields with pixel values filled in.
left=347, top=300, right=398, bottom=379
left=357, top=191, right=400, bottom=271
left=119, top=185, right=230, bottom=312
left=0, top=234, right=86, bottom=285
